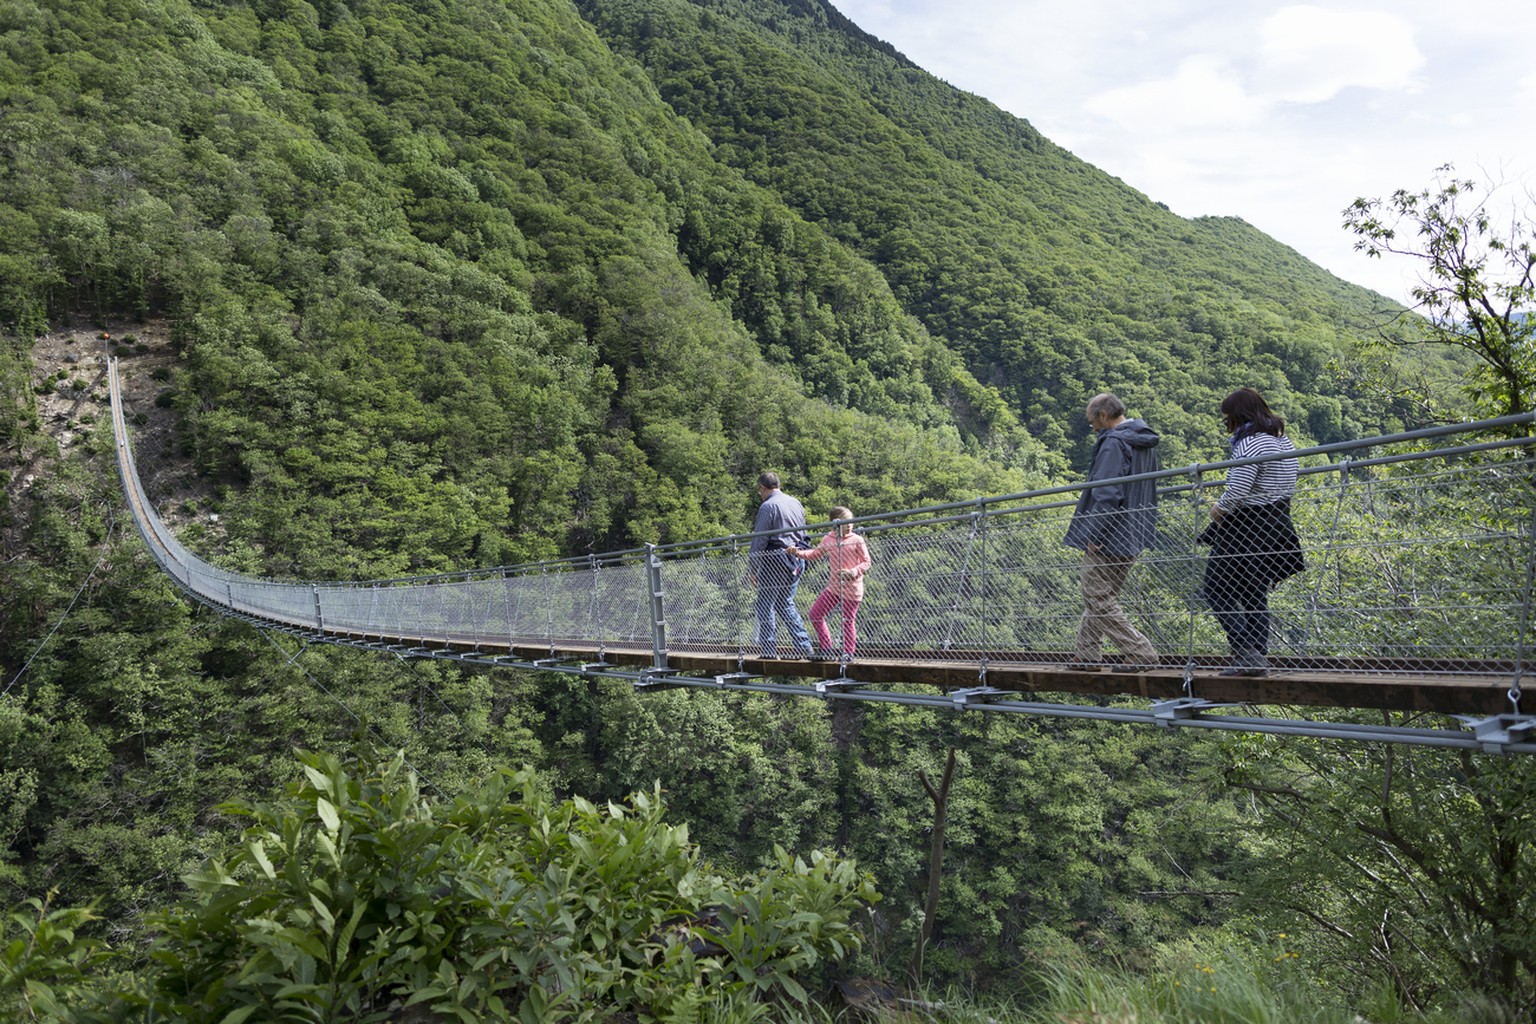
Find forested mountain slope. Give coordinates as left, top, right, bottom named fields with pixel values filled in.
left=1, top=0, right=1054, bottom=579
left=579, top=0, right=1451, bottom=463
left=3, top=0, right=1451, bottom=579
left=0, top=0, right=1502, bottom=1008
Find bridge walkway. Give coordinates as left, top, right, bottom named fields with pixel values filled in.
left=107, top=357, right=1536, bottom=751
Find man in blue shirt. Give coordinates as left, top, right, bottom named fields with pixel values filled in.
left=749, top=471, right=814, bottom=658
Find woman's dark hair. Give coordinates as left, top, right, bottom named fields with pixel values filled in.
left=1220, top=387, right=1285, bottom=436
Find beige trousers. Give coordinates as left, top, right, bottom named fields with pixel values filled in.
left=1075, top=548, right=1155, bottom=660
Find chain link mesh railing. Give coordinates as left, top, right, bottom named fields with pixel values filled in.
left=111, top=358, right=1536, bottom=689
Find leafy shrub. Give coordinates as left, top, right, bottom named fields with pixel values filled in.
left=0, top=894, right=111, bottom=1022
left=136, top=750, right=877, bottom=1022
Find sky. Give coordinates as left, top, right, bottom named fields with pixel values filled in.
left=827, top=0, right=1536, bottom=305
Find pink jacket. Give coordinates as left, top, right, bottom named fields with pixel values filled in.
left=795, top=530, right=872, bottom=601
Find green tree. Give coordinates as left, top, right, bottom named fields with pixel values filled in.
left=1345, top=165, right=1536, bottom=418
left=1227, top=735, right=1536, bottom=1016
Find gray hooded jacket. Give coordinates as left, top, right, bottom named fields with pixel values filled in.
left=1063, top=418, right=1161, bottom=558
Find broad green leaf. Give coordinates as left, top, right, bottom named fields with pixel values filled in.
left=301, top=763, right=332, bottom=796
left=316, top=797, right=340, bottom=833
left=248, top=841, right=276, bottom=880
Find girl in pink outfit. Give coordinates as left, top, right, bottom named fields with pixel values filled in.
left=789, top=507, right=872, bottom=656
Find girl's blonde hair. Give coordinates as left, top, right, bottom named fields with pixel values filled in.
left=830, top=506, right=853, bottom=520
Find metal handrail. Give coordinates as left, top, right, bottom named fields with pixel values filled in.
left=107, top=357, right=1536, bottom=750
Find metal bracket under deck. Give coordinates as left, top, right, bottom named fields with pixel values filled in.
left=1151, top=697, right=1238, bottom=725
left=635, top=667, right=682, bottom=690
left=1456, top=713, right=1536, bottom=754
left=949, top=686, right=1012, bottom=706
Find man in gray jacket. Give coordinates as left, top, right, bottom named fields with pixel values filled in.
left=1062, top=393, right=1160, bottom=668
left=749, top=471, right=814, bottom=658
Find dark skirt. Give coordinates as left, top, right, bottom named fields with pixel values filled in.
left=1202, top=499, right=1305, bottom=591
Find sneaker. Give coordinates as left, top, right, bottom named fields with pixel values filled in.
left=1065, top=657, right=1105, bottom=671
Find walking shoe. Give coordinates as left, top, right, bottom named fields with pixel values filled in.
left=1219, top=650, right=1269, bottom=677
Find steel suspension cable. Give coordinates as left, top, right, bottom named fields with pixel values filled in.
left=3, top=510, right=115, bottom=699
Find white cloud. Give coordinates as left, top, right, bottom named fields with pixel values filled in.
left=1255, top=6, right=1424, bottom=104
left=1084, top=55, right=1264, bottom=130
left=826, top=0, right=1536, bottom=304
left=1520, top=69, right=1536, bottom=103
left=1082, top=6, right=1427, bottom=137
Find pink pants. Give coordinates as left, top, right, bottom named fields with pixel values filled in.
left=809, top=590, right=861, bottom=653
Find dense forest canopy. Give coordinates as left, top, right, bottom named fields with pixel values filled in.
left=576, top=0, right=1465, bottom=457
left=3, top=0, right=1528, bottom=1018
left=1, top=0, right=1457, bottom=575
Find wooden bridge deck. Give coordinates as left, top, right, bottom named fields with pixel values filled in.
left=310, top=629, right=1525, bottom=716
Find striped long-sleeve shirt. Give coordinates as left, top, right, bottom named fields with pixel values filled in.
left=1217, top=430, right=1298, bottom=510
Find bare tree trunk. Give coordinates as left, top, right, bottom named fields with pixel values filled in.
left=908, top=747, right=956, bottom=986
left=831, top=701, right=863, bottom=853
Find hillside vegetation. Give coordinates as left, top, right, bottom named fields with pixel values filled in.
left=3, top=0, right=1523, bottom=1018
left=2, top=0, right=1452, bottom=576
left=578, top=0, right=1457, bottom=460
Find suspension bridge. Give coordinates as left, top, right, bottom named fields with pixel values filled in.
left=108, top=358, right=1536, bottom=753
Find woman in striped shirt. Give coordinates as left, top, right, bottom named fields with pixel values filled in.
left=1202, top=388, right=1305, bottom=676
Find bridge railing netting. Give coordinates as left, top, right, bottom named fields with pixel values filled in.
left=111, top=359, right=1536, bottom=678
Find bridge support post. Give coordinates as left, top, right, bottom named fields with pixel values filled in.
left=312, top=586, right=323, bottom=631
left=1512, top=492, right=1536, bottom=713
left=645, top=543, right=668, bottom=671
